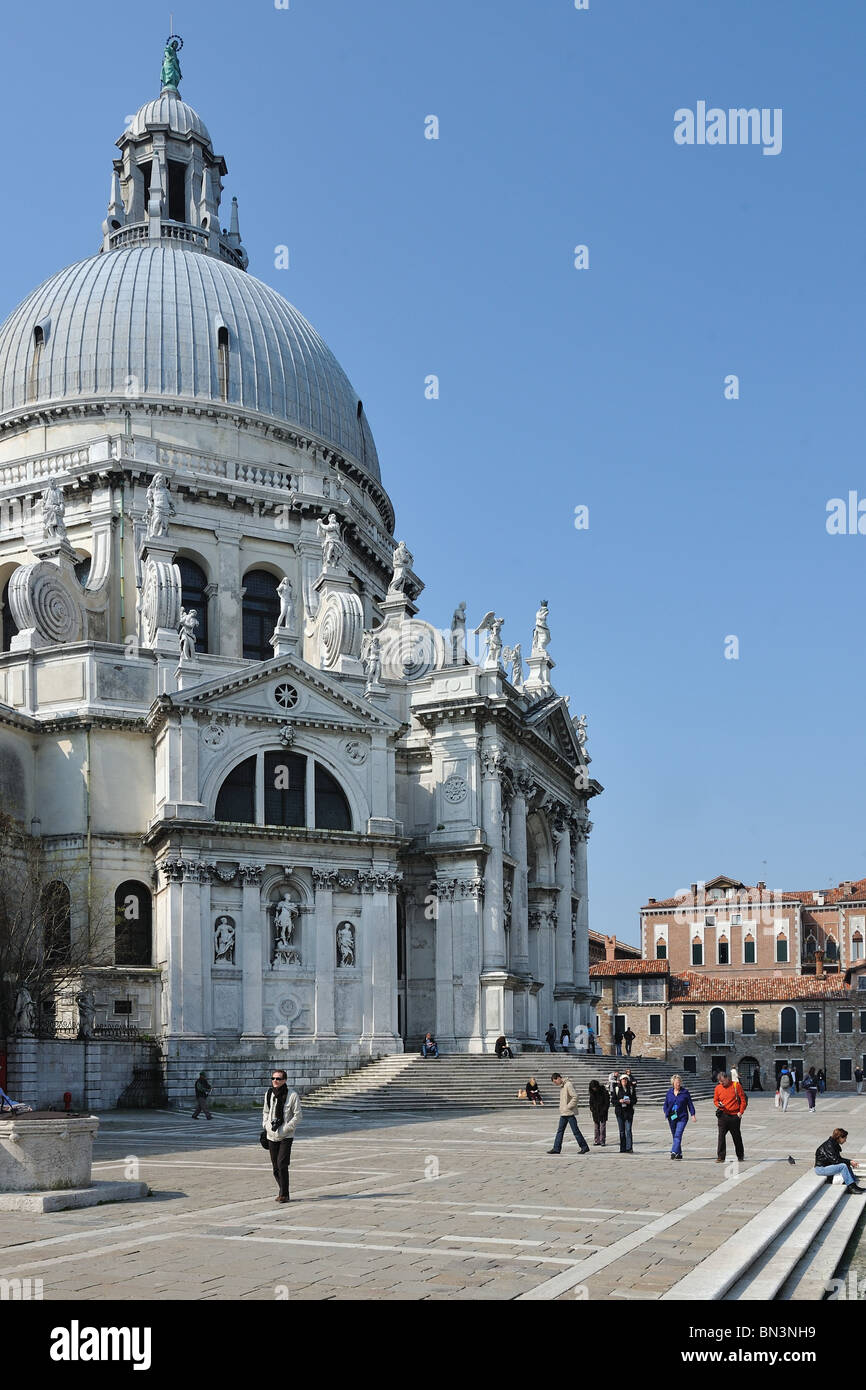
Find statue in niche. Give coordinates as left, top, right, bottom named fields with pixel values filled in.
left=276, top=576, right=296, bottom=630
left=76, top=990, right=96, bottom=1040
left=336, top=922, right=356, bottom=968
left=316, top=512, right=343, bottom=569
left=388, top=540, right=413, bottom=594
left=41, top=479, right=67, bottom=541
left=475, top=611, right=504, bottom=668
left=145, top=473, right=175, bottom=538
left=214, top=915, right=236, bottom=964
left=531, top=599, right=551, bottom=657
left=273, top=893, right=300, bottom=966
left=178, top=607, right=198, bottom=660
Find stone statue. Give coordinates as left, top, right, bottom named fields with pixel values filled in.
left=41, top=479, right=67, bottom=542
left=503, top=643, right=523, bottom=687
left=336, top=922, right=355, bottom=968
left=214, top=915, right=235, bottom=964
left=145, top=473, right=175, bottom=538
left=388, top=540, right=413, bottom=594
left=451, top=600, right=467, bottom=664
left=475, top=611, right=504, bottom=668
left=13, top=986, right=36, bottom=1036
left=316, top=512, right=343, bottom=569
left=76, top=990, right=96, bottom=1040
left=273, top=894, right=300, bottom=965
left=178, top=607, right=198, bottom=660
left=161, top=37, right=183, bottom=91
left=276, top=576, right=296, bottom=630
left=531, top=599, right=551, bottom=657
left=575, top=713, right=588, bottom=751
left=361, top=633, right=383, bottom=693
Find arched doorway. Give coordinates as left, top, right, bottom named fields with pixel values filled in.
left=739, top=1056, right=762, bottom=1090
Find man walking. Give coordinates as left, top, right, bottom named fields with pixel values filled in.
left=714, top=1070, right=747, bottom=1163
left=545, top=1023, right=557, bottom=1053
left=192, top=1071, right=213, bottom=1121
left=262, top=1067, right=301, bottom=1203
left=623, top=1027, right=636, bottom=1057
left=778, top=1066, right=792, bottom=1113
left=855, top=1065, right=863, bottom=1096
left=614, top=1028, right=624, bottom=1058
left=547, top=1072, right=590, bottom=1155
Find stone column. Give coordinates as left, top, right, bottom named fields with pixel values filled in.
left=217, top=526, right=242, bottom=659
left=239, top=864, right=265, bottom=1039
left=179, top=867, right=205, bottom=1034
left=572, top=814, right=593, bottom=1024
left=312, top=868, right=337, bottom=1041
left=480, top=735, right=505, bottom=970
left=159, top=858, right=185, bottom=1036
left=432, top=878, right=456, bottom=1049
left=553, top=820, right=574, bottom=994
left=361, top=870, right=400, bottom=1050
left=510, top=776, right=532, bottom=976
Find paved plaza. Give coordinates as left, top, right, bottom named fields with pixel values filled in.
left=1, top=1093, right=864, bottom=1301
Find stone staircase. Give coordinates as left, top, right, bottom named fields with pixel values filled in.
left=303, top=1053, right=718, bottom=1112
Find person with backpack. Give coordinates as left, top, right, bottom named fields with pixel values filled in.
left=588, top=1078, right=610, bottom=1145
left=713, top=1071, right=747, bottom=1162
left=192, top=1071, right=213, bottom=1121
left=777, top=1066, right=792, bottom=1113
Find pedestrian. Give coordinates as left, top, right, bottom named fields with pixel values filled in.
left=192, top=1071, right=213, bottom=1120
left=817, top=1068, right=826, bottom=1094
left=713, top=1070, right=747, bottom=1163
left=545, top=1022, right=557, bottom=1053
left=547, top=1072, right=591, bottom=1155
left=587, top=1025, right=596, bottom=1055
left=750, top=1063, right=762, bottom=1092
left=495, top=1034, right=514, bottom=1059
left=855, top=1065, right=864, bottom=1096
left=778, top=1066, right=792, bottom=1113
left=803, top=1067, right=818, bottom=1110
left=588, top=1077, right=609, bottom=1145
left=612, top=1073, right=637, bottom=1153
left=614, top=1028, right=624, bottom=1058
left=793, top=1066, right=801, bottom=1094
left=262, top=1067, right=301, bottom=1204
left=814, top=1128, right=865, bottom=1195
left=560, top=1025, right=571, bottom=1051
left=607, top=1069, right=620, bottom=1101
left=421, top=1032, right=439, bottom=1058
left=662, top=1073, right=696, bottom=1160
left=524, top=1076, right=544, bottom=1107
left=623, top=1027, right=636, bottom=1057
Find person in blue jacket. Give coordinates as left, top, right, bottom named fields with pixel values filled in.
left=662, top=1073, right=696, bottom=1160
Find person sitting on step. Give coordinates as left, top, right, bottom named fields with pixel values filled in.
left=421, top=1032, right=439, bottom=1059
left=814, top=1128, right=865, bottom=1194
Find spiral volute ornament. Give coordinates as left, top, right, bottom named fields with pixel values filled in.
left=7, top=561, right=85, bottom=643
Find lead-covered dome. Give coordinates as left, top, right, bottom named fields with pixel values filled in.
left=127, top=91, right=212, bottom=143
left=0, top=243, right=380, bottom=480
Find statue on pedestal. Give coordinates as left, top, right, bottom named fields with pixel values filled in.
left=316, top=512, right=344, bottom=569
left=531, top=599, right=551, bottom=657
left=76, top=990, right=96, bottom=1040
left=13, top=986, right=36, bottom=1036
left=145, top=473, right=175, bottom=538
left=475, top=611, right=504, bottom=668
left=178, top=607, right=198, bottom=660
left=388, top=540, right=413, bottom=594
left=273, top=894, right=300, bottom=966
left=502, top=643, right=523, bottom=688
left=336, top=922, right=356, bottom=967
left=41, top=479, right=67, bottom=542
left=451, top=600, right=466, bottom=664
left=161, top=35, right=183, bottom=91
left=214, top=915, right=236, bottom=964
left=361, top=632, right=383, bottom=694
left=276, top=576, right=296, bottom=630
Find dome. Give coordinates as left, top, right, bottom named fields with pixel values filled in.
left=0, top=243, right=380, bottom=481
left=128, top=92, right=212, bottom=145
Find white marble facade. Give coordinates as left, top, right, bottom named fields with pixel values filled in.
left=0, top=65, right=600, bottom=1066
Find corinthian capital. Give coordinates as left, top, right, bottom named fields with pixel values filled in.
left=480, top=745, right=504, bottom=780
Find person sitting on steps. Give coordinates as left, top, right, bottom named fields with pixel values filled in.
left=421, top=1032, right=440, bottom=1058
left=814, top=1128, right=865, bottom=1194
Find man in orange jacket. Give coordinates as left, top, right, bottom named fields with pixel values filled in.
left=713, top=1071, right=747, bottom=1162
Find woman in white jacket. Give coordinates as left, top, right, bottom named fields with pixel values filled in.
left=263, top=1068, right=301, bottom=1203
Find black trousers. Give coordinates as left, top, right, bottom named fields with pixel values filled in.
left=268, top=1137, right=293, bottom=1197
left=716, top=1112, right=744, bottom=1161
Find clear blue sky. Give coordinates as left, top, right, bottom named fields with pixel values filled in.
left=3, top=1, right=864, bottom=943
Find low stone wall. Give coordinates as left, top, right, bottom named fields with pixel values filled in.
left=163, top=1044, right=379, bottom=1108
left=5, top=1039, right=159, bottom=1111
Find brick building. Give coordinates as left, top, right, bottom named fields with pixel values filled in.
left=587, top=930, right=640, bottom=968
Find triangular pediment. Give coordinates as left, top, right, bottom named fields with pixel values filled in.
left=159, top=655, right=401, bottom=732
left=524, top=696, right=586, bottom=766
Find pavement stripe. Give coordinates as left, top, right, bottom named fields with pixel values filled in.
left=185, top=1231, right=577, bottom=1266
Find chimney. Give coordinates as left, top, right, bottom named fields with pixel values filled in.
left=757, top=881, right=765, bottom=893
left=814, top=949, right=825, bottom=977
left=604, top=934, right=616, bottom=962
left=690, top=883, right=698, bottom=897
left=648, top=898, right=656, bottom=905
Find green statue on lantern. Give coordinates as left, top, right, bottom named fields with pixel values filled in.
left=161, top=35, right=183, bottom=92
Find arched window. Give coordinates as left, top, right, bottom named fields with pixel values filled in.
left=825, top=936, right=838, bottom=962
left=852, top=933, right=864, bottom=961
left=28, top=325, right=44, bottom=403
left=776, top=932, right=789, bottom=963
left=41, top=880, right=71, bottom=966
left=1, top=575, right=19, bottom=651
left=718, top=934, right=729, bottom=965
left=114, top=880, right=152, bottom=966
left=708, top=1006, right=726, bottom=1044
left=74, top=555, right=92, bottom=588
left=804, top=933, right=816, bottom=959
left=177, top=558, right=209, bottom=653
left=780, top=1006, right=798, bottom=1044
left=743, top=933, right=756, bottom=965
left=242, top=570, right=279, bottom=661
left=264, top=751, right=306, bottom=827
left=315, top=763, right=352, bottom=831
left=655, top=936, right=667, bottom=960
left=217, top=325, right=229, bottom=401
left=691, top=935, right=703, bottom=966
left=215, top=755, right=256, bottom=823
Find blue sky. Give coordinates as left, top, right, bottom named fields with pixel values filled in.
left=2, top=1, right=864, bottom=942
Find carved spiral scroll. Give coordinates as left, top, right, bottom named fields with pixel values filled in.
left=318, top=592, right=363, bottom=669
left=141, top=558, right=182, bottom=646
left=7, top=561, right=85, bottom=643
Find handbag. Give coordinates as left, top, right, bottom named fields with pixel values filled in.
left=517, top=1089, right=526, bottom=1099
left=259, top=1129, right=270, bottom=1150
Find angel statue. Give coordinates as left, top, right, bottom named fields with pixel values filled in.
left=145, top=473, right=175, bottom=538
left=316, top=512, right=344, bottom=569
left=531, top=599, right=551, bottom=657
left=474, top=611, right=504, bottom=669
left=502, top=643, right=523, bottom=688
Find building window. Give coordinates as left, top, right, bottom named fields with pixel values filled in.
left=28, top=325, right=44, bottom=403
left=840, top=1059, right=853, bottom=1082
left=167, top=158, right=187, bottom=221
left=617, top=979, right=639, bottom=1005
left=780, top=1006, right=797, bottom=1044
left=744, top=934, right=756, bottom=965
left=826, top=936, right=838, bottom=962
left=776, top=934, right=788, bottom=963
left=683, top=1055, right=697, bottom=1074
left=214, top=754, right=256, bottom=822
left=804, top=934, right=816, bottom=960
left=731, top=913, right=742, bottom=926
left=839, top=1011, right=853, bottom=1035
left=741, top=1012, right=756, bottom=1036
left=655, top=938, right=667, bottom=960
left=805, top=1011, right=821, bottom=1035
left=691, top=938, right=703, bottom=966
left=242, top=570, right=280, bottom=661
left=708, top=1007, right=727, bottom=1045
left=853, top=934, right=864, bottom=960
left=41, top=880, right=71, bottom=966
left=114, top=1000, right=133, bottom=1016
left=114, top=880, right=152, bottom=966
left=718, top=936, right=729, bottom=965
left=649, top=1014, right=661, bottom=1036
left=705, top=914, right=715, bottom=927
left=2, top=575, right=20, bottom=651
left=214, top=753, right=353, bottom=832
left=263, top=751, right=306, bottom=827
left=860, top=1010, right=866, bottom=1033
left=682, top=1012, right=697, bottom=1036
left=315, top=762, right=352, bottom=831
left=859, top=977, right=866, bottom=991
left=177, top=559, right=209, bottom=654
left=616, top=978, right=664, bottom=1006
left=217, top=325, right=230, bottom=401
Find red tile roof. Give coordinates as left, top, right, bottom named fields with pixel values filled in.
left=589, top=960, right=670, bottom=977
left=642, top=876, right=866, bottom=911
left=669, top=971, right=852, bottom=1002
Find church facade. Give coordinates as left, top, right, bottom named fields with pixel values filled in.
left=0, top=50, right=600, bottom=1098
